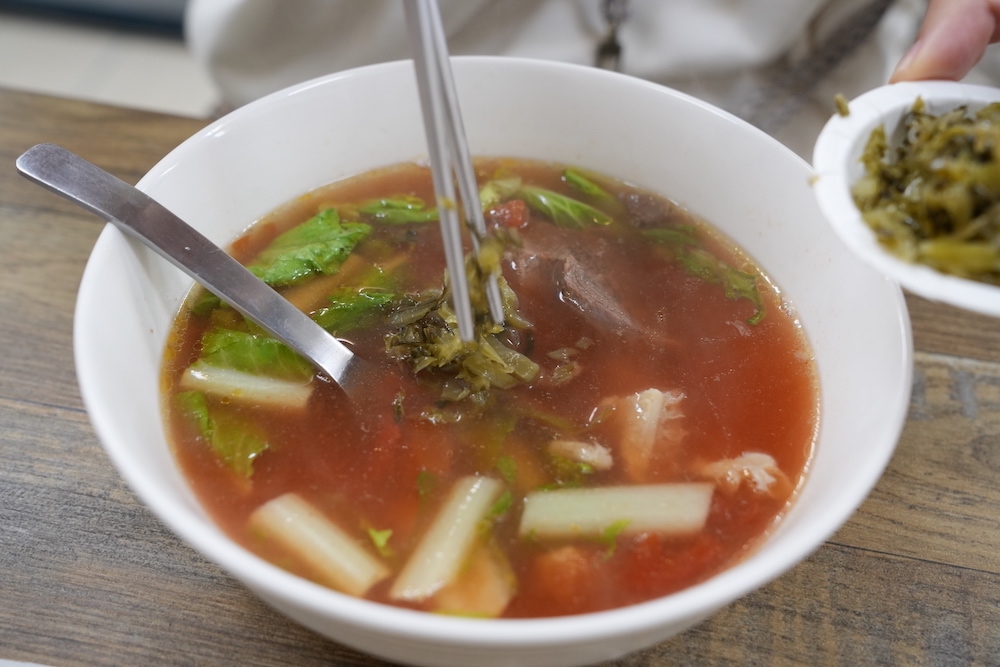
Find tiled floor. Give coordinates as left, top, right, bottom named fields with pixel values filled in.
left=0, top=8, right=220, bottom=117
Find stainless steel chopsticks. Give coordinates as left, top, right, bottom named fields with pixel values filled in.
left=403, top=0, right=505, bottom=341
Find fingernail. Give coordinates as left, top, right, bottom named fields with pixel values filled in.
left=890, top=39, right=923, bottom=82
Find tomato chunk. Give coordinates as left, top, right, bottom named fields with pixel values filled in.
left=487, top=199, right=529, bottom=229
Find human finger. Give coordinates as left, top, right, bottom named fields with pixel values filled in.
left=890, top=0, right=1000, bottom=82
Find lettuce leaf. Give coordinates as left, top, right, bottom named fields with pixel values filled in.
left=562, top=168, right=618, bottom=208
left=176, top=390, right=268, bottom=478
left=359, top=196, right=439, bottom=224
left=177, top=388, right=212, bottom=435
left=680, top=248, right=765, bottom=325
left=479, top=175, right=614, bottom=228
left=644, top=228, right=766, bottom=324
left=478, top=177, right=522, bottom=210
left=200, top=329, right=313, bottom=381
left=517, top=185, right=612, bottom=228
left=248, top=208, right=371, bottom=287
left=640, top=225, right=700, bottom=247
left=313, top=288, right=395, bottom=334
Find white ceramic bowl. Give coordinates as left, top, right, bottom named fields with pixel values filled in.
left=75, top=57, right=912, bottom=667
left=813, top=80, right=1000, bottom=317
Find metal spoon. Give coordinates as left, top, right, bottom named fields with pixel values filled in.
left=16, top=143, right=367, bottom=391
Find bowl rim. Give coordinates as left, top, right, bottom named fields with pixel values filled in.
left=74, top=55, right=914, bottom=651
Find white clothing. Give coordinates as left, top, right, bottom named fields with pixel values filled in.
left=184, top=0, right=997, bottom=157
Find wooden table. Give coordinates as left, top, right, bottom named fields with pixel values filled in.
left=1, top=86, right=998, bottom=666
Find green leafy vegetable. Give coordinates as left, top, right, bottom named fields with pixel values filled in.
left=359, top=196, right=439, bottom=224
left=598, top=519, right=632, bottom=558
left=200, top=329, right=314, bottom=381
left=177, top=389, right=211, bottom=435
left=495, top=455, right=518, bottom=485
left=644, top=227, right=766, bottom=324
left=834, top=93, right=850, bottom=117
left=481, top=173, right=615, bottom=227
left=373, top=188, right=537, bottom=406
left=852, top=99, right=1000, bottom=284
left=189, top=288, right=222, bottom=316
left=518, top=185, right=613, bottom=228
left=313, top=288, right=394, bottom=334
left=248, top=208, right=371, bottom=287
left=563, top=168, right=618, bottom=207
left=386, top=312, right=538, bottom=401
left=478, top=177, right=522, bottom=210
left=367, top=528, right=395, bottom=557
left=642, top=225, right=700, bottom=247
left=385, top=276, right=538, bottom=403
left=487, top=489, right=513, bottom=520
left=682, top=248, right=765, bottom=325
left=176, top=390, right=268, bottom=478
left=547, top=453, right=594, bottom=488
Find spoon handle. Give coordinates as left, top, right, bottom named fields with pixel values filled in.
left=16, top=143, right=357, bottom=385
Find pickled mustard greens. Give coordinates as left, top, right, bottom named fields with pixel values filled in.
left=852, top=99, right=1000, bottom=284
left=834, top=93, right=851, bottom=118
left=163, top=159, right=816, bottom=618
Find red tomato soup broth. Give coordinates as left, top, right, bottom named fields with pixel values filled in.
left=162, top=158, right=818, bottom=618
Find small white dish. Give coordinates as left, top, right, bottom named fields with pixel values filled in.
left=812, top=80, right=1000, bottom=317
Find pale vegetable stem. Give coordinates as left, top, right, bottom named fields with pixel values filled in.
left=389, top=476, right=503, bottom=602
left=181, top=364, right=313, bottom=409
left=518, top=483, right=714, bottom=539
left=249, top=493, right=389, bottom=597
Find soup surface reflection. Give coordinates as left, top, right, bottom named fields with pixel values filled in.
left=163, top=159, right=818, bottom=618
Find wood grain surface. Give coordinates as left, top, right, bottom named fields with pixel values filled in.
left=1, top=87, right=998, bottom=666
